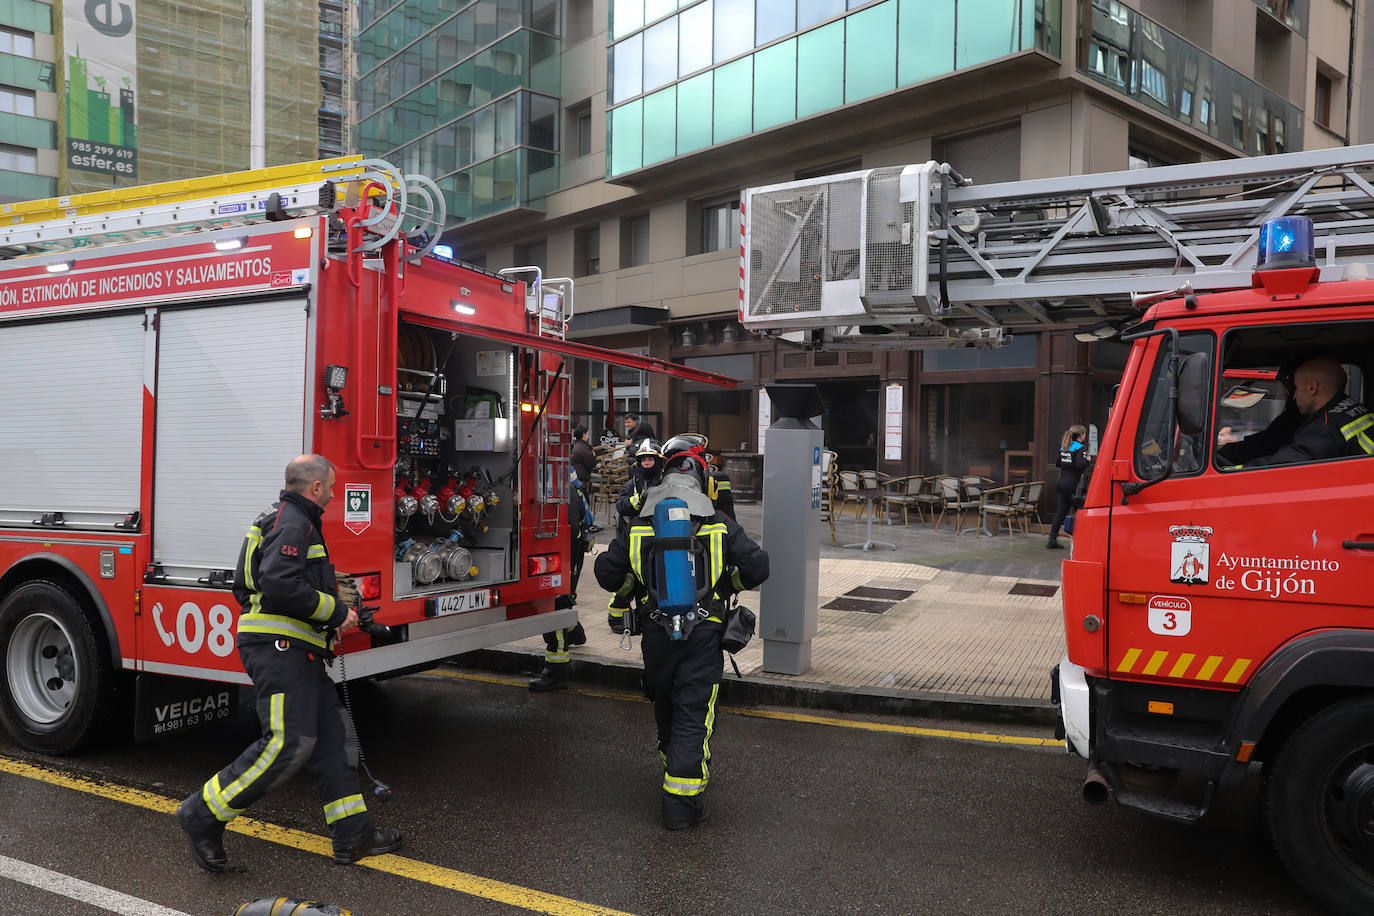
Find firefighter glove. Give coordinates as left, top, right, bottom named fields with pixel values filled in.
left=336, top=577, right=360, bottom=608
left=608, top=611, right=626, bottom=634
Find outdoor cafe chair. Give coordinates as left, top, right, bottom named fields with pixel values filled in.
left=935, top=476, right=978, bottom=533
left=838, top=470, right=864, bottom=519
left=1018, top=481, right=1045, bottom=534
left=980, top=483, right=1024, bottom=539
left=882, top=475, right=921, bottom=526
left=915, top=476, right=943, bottom=523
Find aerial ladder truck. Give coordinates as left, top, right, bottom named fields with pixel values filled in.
left=0, top=157, right=733, bottom=757
left=742, top=144, right=1374, bottom=915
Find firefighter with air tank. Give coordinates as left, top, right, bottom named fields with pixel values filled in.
left=594, top=434, right=768, bottom=829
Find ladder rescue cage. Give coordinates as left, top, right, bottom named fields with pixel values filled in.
left=741, top=143, right=1374, bottom=349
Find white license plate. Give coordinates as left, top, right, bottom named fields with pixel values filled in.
left=433, top=589, right=492, bottom=616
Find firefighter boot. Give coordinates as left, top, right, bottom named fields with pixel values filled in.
left=528, top=662, right=570, bottom=691
left=1046, top=537, right=1063, bottom=549
left=566, top=622, right=587, bottom=647
left=333, top=825, right=404, bottom=865
left=176, top=794, right=227, bottom=873
left=661, top=793, right=710, bottom=830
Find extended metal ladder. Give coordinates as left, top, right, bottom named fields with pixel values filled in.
left=0, top=156, right=446, bottom=260
left=743, top=143, right=1374, bottom=348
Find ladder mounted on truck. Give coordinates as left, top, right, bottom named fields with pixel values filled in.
left=0, top=155, right=447, bottom=262
left=742, top=143, right=1374, bottom=349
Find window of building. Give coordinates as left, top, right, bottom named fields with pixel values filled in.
left=574, top=225, right=600, bottom=276
left=565, top=100, right=592, bottom=157
left=622, top=213, right=650, bottom=266
left=515, top=239, right=548, bottom=273
left=0, top=144, right=39, bottom=173
left=0, top=85, right=36, bottom=117
left=696, top=197, right=740, bottom=254
left=1315, top=70, right=1333, bottom=129
left=0, top=27, right=35, bottom=58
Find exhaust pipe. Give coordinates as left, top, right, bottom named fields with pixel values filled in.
left=1082, top=764, right=1112, bottom=806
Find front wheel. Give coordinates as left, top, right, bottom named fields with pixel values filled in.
left=0, top=580, right=116, bottom=754
left=1268, top=695, right=1374, bottom=915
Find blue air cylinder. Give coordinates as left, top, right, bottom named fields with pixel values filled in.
left=653, top=497, right=697, bottom=632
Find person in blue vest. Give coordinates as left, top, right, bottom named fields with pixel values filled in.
left=1047, top=425, right=1089, bottom=549
left=594, top=435, right=769, bottom=830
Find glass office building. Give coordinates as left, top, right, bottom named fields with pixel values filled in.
left=356, top=0, right=562, bottom=222
left=0, top=0, right=57, bottom=202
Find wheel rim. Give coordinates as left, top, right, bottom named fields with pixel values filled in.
left=6, top=611, right=79, bottom=725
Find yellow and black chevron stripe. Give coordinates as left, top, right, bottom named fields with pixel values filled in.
left=1115, top=648, right=1252, bottom=684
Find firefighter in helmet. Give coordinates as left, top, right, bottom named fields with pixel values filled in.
left=594, top=434, right=769, bottom=830
left=704, top=451, right=735, bottom=519
left=528, top=475, right=592, bottom=691
left=615, top=438, right=665, bottom=537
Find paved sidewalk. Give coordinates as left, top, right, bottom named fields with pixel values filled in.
left=464, top=498, right=1068, bottom=724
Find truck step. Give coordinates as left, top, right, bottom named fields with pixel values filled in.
left=1113, top=784, right=1212, bottom=825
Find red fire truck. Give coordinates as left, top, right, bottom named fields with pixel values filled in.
left=741, top=146, right=1374, bottom=912
left=0, top=157, right=731, bottom=756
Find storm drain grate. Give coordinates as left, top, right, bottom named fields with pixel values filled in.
left=1009, top=582, right=1059, bottom=597
left=845, top=586, right=914, bottom=601
left=824, top=596, right=895, bottom=614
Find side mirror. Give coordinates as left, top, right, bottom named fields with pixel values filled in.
left=1177, top=351, right=1211, bottom=436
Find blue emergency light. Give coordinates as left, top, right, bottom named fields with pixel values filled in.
left=1256, top=216, right=1315, bottom=270
left=431, top=244, right=454, bottom=259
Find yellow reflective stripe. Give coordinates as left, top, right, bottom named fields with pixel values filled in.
left=708, top=477, right=719, bottom=500
left=1141, top=650, right=1169, bottom=676
left=545, top=650, right=570, bottom=663
left=715, top=479, right=731, bottom=491
left=306, top=544, right=327, bottom=559
left=242, top=526, right=263, bottom=591
left=1340, top=413, right=1374, bottom=437
left=1358, top=432, right=1374, bottom=455
left=1168, top=653, right=1195, bottom=679
left=730, top=568, right=744, bottom=592
left=218, top=693, right=286, bottom=812
left=201, top=773, right=244, bottom=823
left=607, top=606, right=626, bottom=617
left=701, top=683, right=718, bottom=784
left=323, top=793, right=367, bottom=825
left=237, top=613, right=329, bottom=649
left=1222, top=658, right=1252, bottom=684
left=1116, top=648, right=1141, bottom=673
left=629, top=526, right=652, bottom=583
left=310, top=590, right=336, bottom=623
left=1196, top=655, right=1224, bottom=680
left=662, top=775, right=706, bottom=796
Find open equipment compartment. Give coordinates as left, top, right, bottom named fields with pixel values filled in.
left=392, top=321, right=521, bottom=599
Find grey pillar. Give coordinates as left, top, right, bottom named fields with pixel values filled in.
left=759, top=384, right=824, bottom=675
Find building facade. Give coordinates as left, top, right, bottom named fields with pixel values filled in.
left=0, top=0, right=336, bottom=204
left=370, top=0, right=1365, bottom=497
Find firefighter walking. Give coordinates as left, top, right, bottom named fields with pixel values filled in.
left=595, top=436, right=769, bottom=829
left=176, top=454, right=402, bottom=872
left=529, top=476, right=593, bottom=691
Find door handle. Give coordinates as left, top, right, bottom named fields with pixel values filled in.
left=1342, top=540, right=1374, bottom=550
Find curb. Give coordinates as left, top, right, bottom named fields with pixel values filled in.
left=452, top=647, right=1058, bottom=728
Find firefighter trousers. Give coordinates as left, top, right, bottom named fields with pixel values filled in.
left=641, top=620, right=723, bottom=805
left=184, top=640, right=370, bottom=845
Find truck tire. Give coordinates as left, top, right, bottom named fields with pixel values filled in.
left=1267, top=695, right=1374, bottom=915
left=0, top=580, right=116, bottom=754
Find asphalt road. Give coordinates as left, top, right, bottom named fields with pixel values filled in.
left=0, top=668, right=1321, bottom=916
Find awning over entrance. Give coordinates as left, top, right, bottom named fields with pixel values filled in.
left=565, top=304, right=670, bottom=339
left=402, top=311, right=738, bottom=389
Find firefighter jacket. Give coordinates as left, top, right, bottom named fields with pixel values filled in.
left=233, top=490, right=348, bottom=651
left=708, top=469, right=735, bottom=518
left=594, top=509, right=769, bottom=626
left=1228, top=394, right=1374, bottom=468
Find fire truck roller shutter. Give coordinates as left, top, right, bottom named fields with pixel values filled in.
left=0, top=313, right=146, bottom=527
left=152, top=298, right=310, bottom=582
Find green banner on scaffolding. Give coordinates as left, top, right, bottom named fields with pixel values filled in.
left=64, top=0, right=139, bottom=178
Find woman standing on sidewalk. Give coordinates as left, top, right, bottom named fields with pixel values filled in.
left=1048, top=425, right=1089, bottom=550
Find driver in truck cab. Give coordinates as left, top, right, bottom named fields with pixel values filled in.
left=1217, top=354, right=1374, bottom=468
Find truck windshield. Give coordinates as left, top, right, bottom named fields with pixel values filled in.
left=1134, top=331, right=1214, bottom=479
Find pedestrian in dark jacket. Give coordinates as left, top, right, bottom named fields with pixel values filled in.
left=177, top=454, right=402, bottom=872
left=1048, top=425, right=1089, bottom=549
left=570, top=424, right=596, bottom=489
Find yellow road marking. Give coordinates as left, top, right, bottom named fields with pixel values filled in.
left=0, top=756, right=635, bottom=916
left=428, top=669, right=1062, bottom=748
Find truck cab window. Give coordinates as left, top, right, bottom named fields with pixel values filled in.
left=1134, top=332, right=1213, bottom=479
left=1214, top=320, right=1374, bottom=471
